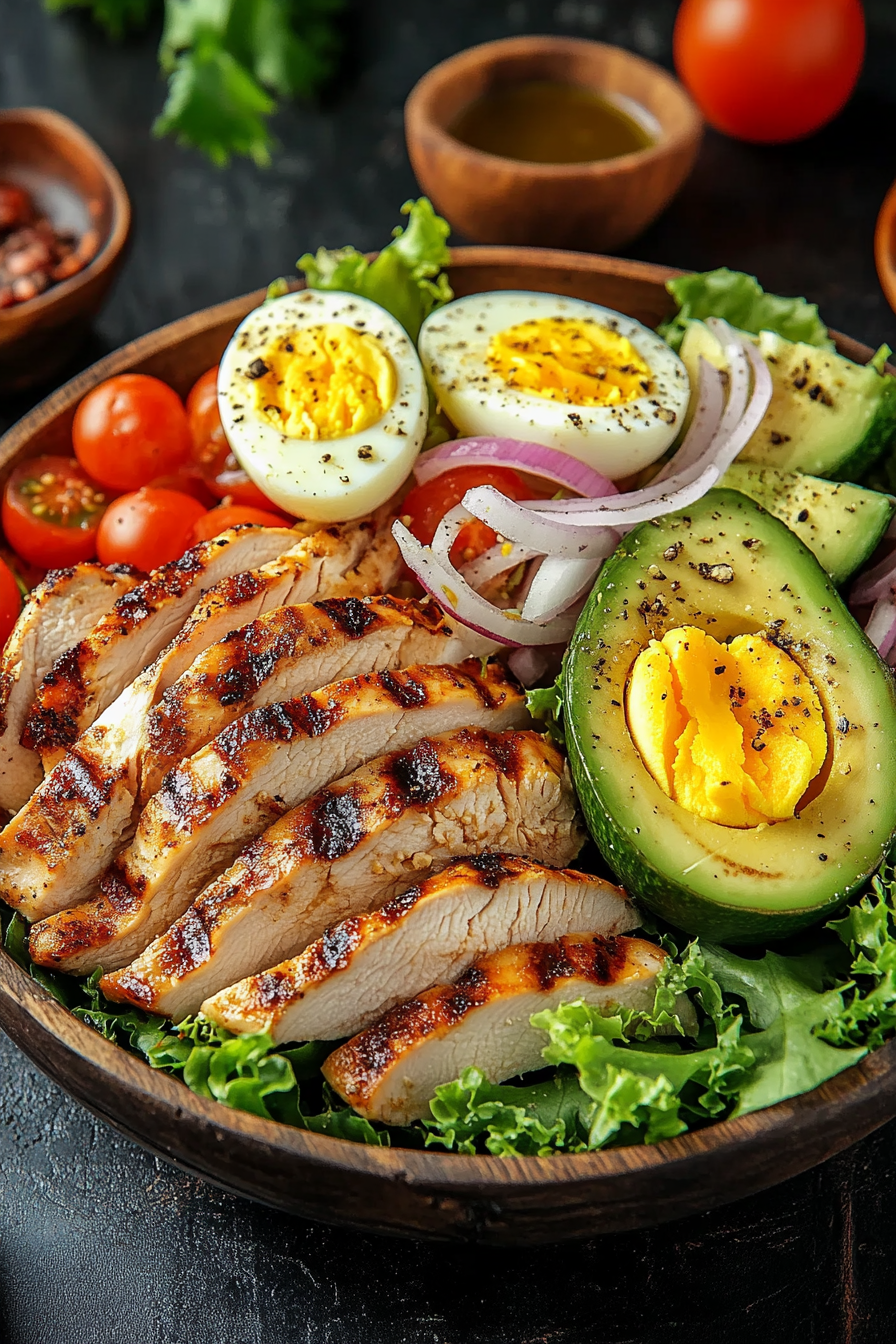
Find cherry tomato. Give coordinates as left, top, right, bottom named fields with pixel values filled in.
left=73, top=374, right=193, bottom=492
left=3, top=455, right=108, bottom=568
left=190, top=505, right=289, bottom=545
left=149, top=465, right=218, bottom=506
left=96, top=488, right=207, bottom=572
left=186, top=365, right=286, bottom=510
left=674, top=0, right=865, bottom=143
left=0, top=555, right=21, bottom=650
left=402, top=466, right=534, bottom=565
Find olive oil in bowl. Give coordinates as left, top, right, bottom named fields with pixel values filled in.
left=448, top=81, right=655, bottom=165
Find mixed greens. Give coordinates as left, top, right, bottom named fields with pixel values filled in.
left=6, top=870, right=896, bottom=1155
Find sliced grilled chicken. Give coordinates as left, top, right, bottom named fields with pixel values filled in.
left=0, top=563, right=139, bottom=813
left=98, top=729, right=584, bottom=1020
left=323, top=934, right=670, bottom=1125
left=141, top=595, right=469, bottom=801
left=22, top=525, right=297, bottom=769
left=30, top=661, right=529, bottom=975
left=203, top=857, right=637, bottom=1043
left=0, top=519, right=399, bottom=921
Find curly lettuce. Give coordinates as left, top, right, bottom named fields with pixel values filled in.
left=659, top=267, right=833, bottom=352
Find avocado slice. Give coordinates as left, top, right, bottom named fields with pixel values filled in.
left=564, top=488, right=896, bottom=943
left=679, top=321, right=896, bottom=481
left=722, top=462, right=894, bottom=585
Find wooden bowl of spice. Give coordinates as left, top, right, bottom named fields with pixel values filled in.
left=0, top=108, right=131, bottom=395
left=405, top=35, right=702, bottom=253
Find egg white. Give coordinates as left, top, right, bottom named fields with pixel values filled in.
left=418, top=291, right=690, bottom=480
left=217, top=290, right=428, bottom=522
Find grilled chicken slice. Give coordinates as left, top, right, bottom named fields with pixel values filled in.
left=99, top=729, right=584, bottom=1020
left=22, top=525, right=298, bottom=769
left=30, top=662, right=529, bottom=975
left=140, top=595, right=470, bottom=801
left=323, top=934, right=671, bottom=1125
left=0, top=520, right=398, bottom=921
left=0, top=563, right=139, bottom=813
left=203, top=856, right=637, bottom=1043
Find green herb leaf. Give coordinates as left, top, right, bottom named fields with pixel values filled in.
left=298, top=198, right=453, bottom=340
left=154, top=35, right=277, bottom=167
left=45, top=0, right=156, bottom=39
left=659, top=267, right=833, bottom=352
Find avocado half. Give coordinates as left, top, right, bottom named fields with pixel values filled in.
left=564, top=488, right=896, bottom=944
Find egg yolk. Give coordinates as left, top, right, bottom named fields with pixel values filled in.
left=626, top=626, right=828, bottom=828
left=486, top=316, right=651, bottom=407
left=250, top=324, right=396, bottom=441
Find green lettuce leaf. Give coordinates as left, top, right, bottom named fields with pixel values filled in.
left=819, top=870, right=896, bottom=1051
left=659, top=267, right=833, bottom=352
left=298, top=198, right=453, bottom=340
left=425, top=1067, right=593, bottom=1156
left=525, top=675, right=564, bottom=744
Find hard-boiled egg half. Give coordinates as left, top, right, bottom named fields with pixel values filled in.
left=217, top=290, right=428, bottom=521
left=418, top=292, right=689, bottom=480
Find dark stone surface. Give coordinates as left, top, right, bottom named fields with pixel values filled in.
left=2, top=2, right=896, bottom=1339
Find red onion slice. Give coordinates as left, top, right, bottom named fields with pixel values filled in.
left=507, top=643, right=566, bottom=689
left=852, top=550, right=896, bottom=606
left=521, top=548, right=614, bottom=624
left=866, top=596, right=896, bottom=660
left=460, top=541, right=540, bottom=589
left=653, top=355, right=726, bottom=484
left=461, top=336, right=772, bottom=555
left=392, top=520, right=579, bottom=647
left=414, top=436, right=618, bottom=499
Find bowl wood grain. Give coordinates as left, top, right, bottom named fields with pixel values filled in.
left=0, top=247, right=892, bottom=1244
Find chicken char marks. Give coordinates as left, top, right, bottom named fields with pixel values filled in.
left=0, top=519, right=401, bottom=921
left=98, top=729, right=585, bottom=1020
left=29, top=661, right=530, bottom=975
left=0, top=562, right=139, bottom=814
left=322, top=934, right=671, bottom=1125
left=202, top=856, right=637, bottom=1043
left=140, top=594, right=470, bottom=801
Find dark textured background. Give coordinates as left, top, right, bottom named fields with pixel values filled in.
left=3, top=1, right=896, bottom=1339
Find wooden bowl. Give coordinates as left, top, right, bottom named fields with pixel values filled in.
left=404, top=37, right=703, bottom=252
left=0, top=248, right=893, bottom=1245
left=875, top=177, right=896, bottom=316
left=0, top=108, right=131, bottom=395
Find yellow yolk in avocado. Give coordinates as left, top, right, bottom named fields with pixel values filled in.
left=486, top=316, right=650, bottom=406
left=626, top=626, right=828, bottom=828
left=251, top=323, right=396, bottom=441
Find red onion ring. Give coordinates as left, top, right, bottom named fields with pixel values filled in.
left=413, top=437, right=618, bottom=499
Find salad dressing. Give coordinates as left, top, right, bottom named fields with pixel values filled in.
left=448, top=81, right=654, bottom=165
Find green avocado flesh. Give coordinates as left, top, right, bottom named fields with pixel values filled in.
left=563, top=489, right=896, bottom=943
left=679, top=322, right=896, bottom=480
left=722, top=462, right=894, bottom=585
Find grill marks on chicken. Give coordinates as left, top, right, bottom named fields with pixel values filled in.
left=98, top=729, right=585, bottom=1020
left=29, top=661, right=530, bottom=975
left=141, top=595, right=469, bottom=801
left=202, top=857, right=637, bottom=1043
left=22, top=526, right=298, bottom=769
left=322, top=934, right=669, bottom=1125
left=0, top=562, right=139, bottom=813
left=0, top=520, right=400, bottom=921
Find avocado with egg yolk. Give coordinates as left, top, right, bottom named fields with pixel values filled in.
left=563, top=489, right=896, bottom=943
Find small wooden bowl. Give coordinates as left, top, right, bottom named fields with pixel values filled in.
left=0, top=108, right=131, bottom=395
left=405, top=36, right=703, bottom=252
left=1, top=248, right=894, bottom=1244
left=875, top=177, right=896, bottom=316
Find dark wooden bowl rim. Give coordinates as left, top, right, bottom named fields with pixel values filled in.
left=0, top=245, right=893, bottom=1243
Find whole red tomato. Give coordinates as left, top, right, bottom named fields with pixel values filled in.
left=186, top=365, right=284, bottom=511
left=96, top=488, right=207, bottom=572
left=674, top=0, right=865, bottom=143
left=73, top=374, right=193, bottom=493
left=0, top=555, right=21, bottom=650
left=190, top=504, right=289, bottom=545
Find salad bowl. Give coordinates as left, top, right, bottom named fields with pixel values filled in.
left=0, top=247, right=895, bottom=1245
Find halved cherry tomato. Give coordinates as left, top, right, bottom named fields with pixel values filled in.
left=401, top=466, right=534, bottom=565
left=3, top=455, right=108, bottom=568
left=96, top=488, right=207, bottom=572
left=0, top=556, right=22, bottom=649
left=190, top=504, right=289, bottom=545
left=186, top=365, right=286, bottom=511
left=73, top=374, right=193, bottom=492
